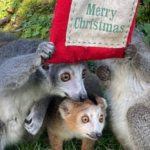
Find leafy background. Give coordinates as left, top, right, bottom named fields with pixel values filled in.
left=136, top=0, right=150, bottom=45
left=0, top=0, right=55, bottom=39
left=0, top=0, right=150, bottom=149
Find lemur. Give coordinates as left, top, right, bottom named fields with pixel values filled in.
left=45, top=95, right=107, bottom=150
left=96, top=28, right=150, bottom=150
left=0, top=32, right=87, bottom=150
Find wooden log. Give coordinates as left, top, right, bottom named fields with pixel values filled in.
left=0, top=17, right=10, bottom=25
left=7, top=7, right=14, bottom=13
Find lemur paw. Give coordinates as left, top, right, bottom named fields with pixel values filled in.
left=24, top=112, right=43, bottom=135
left=124, top=44, right=137, bottom=60
left=35, top=42, right=55, bottom=66
left=96, top=66, right=111, bottom=81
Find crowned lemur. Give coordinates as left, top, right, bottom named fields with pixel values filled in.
left=96, top=28, right=150, bottom=150
left=0, top=32, right=88, bottom=149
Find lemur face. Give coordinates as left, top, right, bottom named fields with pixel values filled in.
left=56, top=63, right=87, bottom=102
left=59, top=98, right=107, bottom=140
left=41, top=63, right=87, bottom=102
left=75, top=104, right=105, bottom=140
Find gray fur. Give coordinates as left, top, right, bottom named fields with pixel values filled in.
left=127, top=104, right=150, bottom=150
left=0, top=120, right=6, bottom=150
left=0, top=32, right=18, bottom=42
left=84, top=68, right=103, bottom=97
left=0, top=33, right=87, bottom=149
left=96, top=28, right=150, bottom=150
left=24, top=97, right=51, bottom=135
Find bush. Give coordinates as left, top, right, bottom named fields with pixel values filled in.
left=136, top=0, right=150, bottom=45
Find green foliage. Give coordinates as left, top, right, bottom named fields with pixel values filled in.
left=0, top=0, right=55, bottom=39
left=12, top=1, right=22, bottom=8
left=136, top=0, right=150, bottom=45
left=0, top=0, right=11, bottom=18
left=17, top=0, right=55, bottom=39
left=87, top=61, right=97, bottom=73
left=21, top=12, right=53, bottom=39
left=15, top=0, right=55, bottom=20
left=137, top=23, right=150, bottom=44
left=143, top=0, right=150, bottom=4
left=0, top=0, right=22, bottom=19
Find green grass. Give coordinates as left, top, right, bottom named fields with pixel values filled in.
left=6, top=127, right=123, bottom=150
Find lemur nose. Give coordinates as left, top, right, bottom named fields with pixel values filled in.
left=79, top=94, right=88, bottom=102
left=96, top=133, right=102, bottom=138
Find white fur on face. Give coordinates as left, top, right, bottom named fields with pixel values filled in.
left=51, top=63, right=87, bottom=101
left=74, top=105, right=105, bottom=140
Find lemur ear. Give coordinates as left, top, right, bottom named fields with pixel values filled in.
left=59, top=99, right=73, bottom=119
left=42, top=64, right=49, bottom=70
left=87, top=91, right=107, bottom=109
left=40, top=64, right=53, bottom=73
left=96, top=66, right=105, bottom=80
left=96, top=97, right=107, bottom=109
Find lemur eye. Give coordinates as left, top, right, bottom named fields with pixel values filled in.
left=61, top=73, right=70, bottom=82
left=82, top=69, right=86, bottom=79
left=82, top=116, right=89, bottom=123
left=99, top=114, right=104, bottom=123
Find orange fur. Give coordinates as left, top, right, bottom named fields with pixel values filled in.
left=48, top=128, right=63, bottom=150
left=45, top=95, right=107, bottom=150
left=81, top=138, right=96, bottom=150
left=96, top=97, right=106, bottom=109
left=65, top=100, right=97, bottom=131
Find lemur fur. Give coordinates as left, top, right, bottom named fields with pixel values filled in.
left=0, top=33, right=87, bottom=149
left=96, top=28, right=150, bottom=150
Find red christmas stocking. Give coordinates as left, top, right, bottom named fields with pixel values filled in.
left=46, top=0, right=139, bottom=63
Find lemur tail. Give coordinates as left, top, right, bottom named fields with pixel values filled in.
left=0, top=32, right=18, bottom=48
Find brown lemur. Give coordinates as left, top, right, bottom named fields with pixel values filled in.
left=96, top=28, right=150, bottom=150
left=43, top=94, right=107, bottom=150
left=0, top=32, right=88, bottom=150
